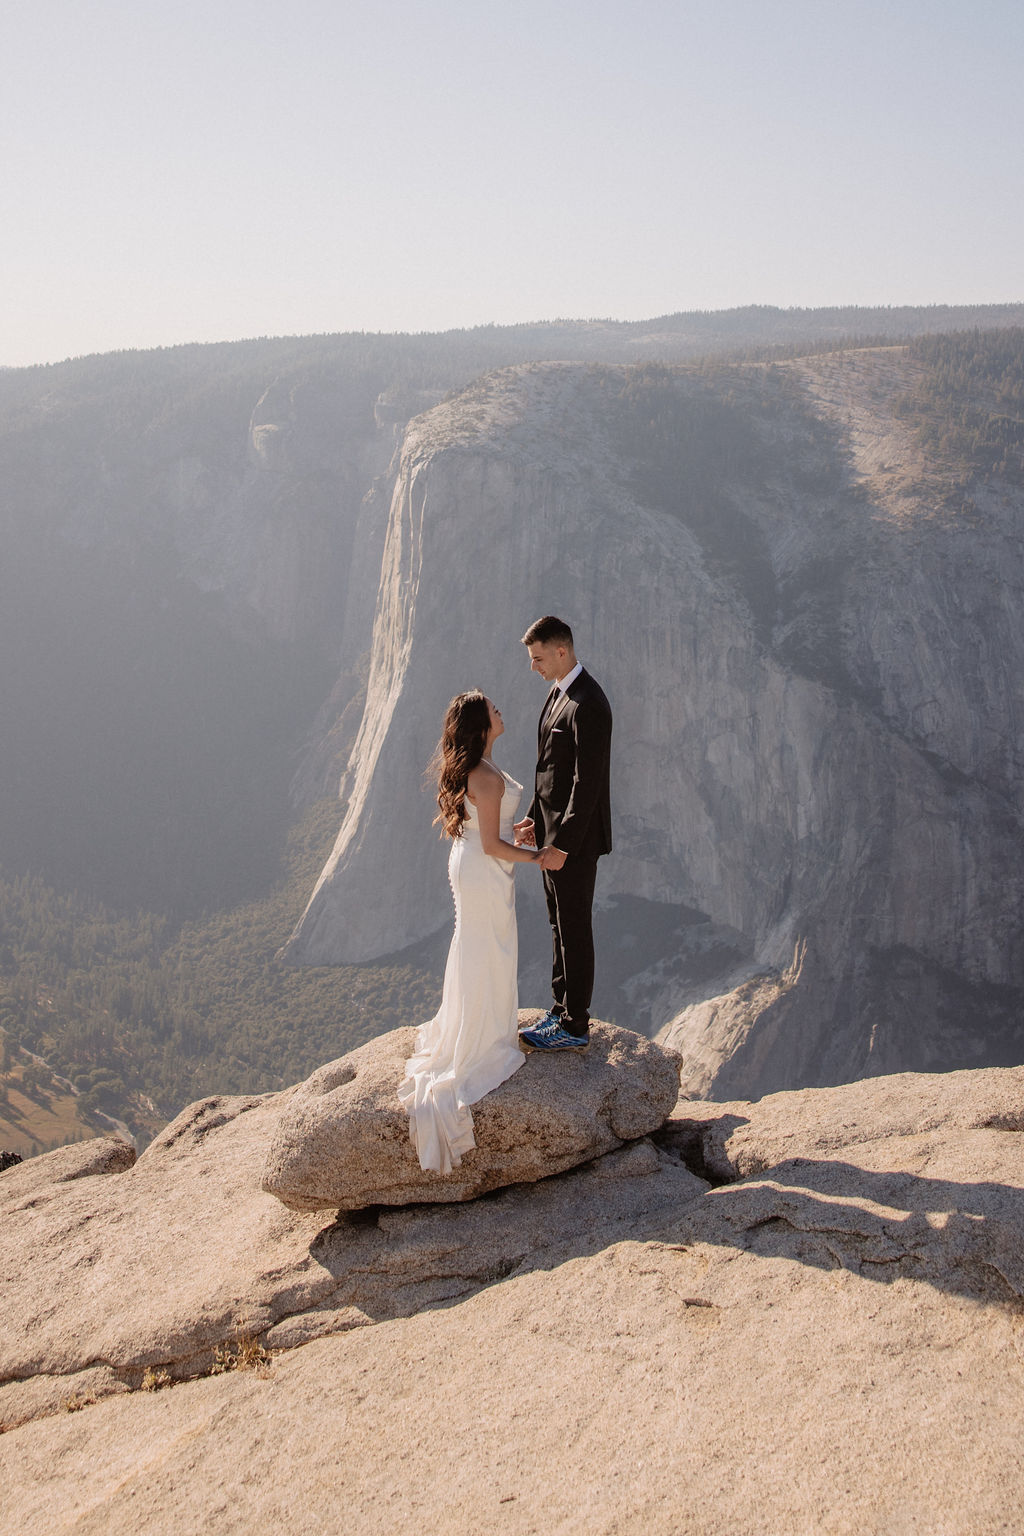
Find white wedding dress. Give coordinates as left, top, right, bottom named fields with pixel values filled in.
left=399, top=764, right=526, bottom=1173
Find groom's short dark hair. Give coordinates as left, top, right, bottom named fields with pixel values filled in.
left=522, top=615, right=574, bottom=647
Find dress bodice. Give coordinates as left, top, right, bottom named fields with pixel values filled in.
left=463, top=762, right=523, bottom=841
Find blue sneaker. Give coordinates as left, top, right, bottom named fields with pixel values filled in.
left=519, top=1022, right=560, bottom=1049
left=519, top=1008, right=563, bottom=1037
left=523, top=1025, right=590, bottom=1052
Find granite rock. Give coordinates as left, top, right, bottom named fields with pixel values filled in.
left=261, top=1015, right=683, bottom=1210
left=6, top=1063, right=1024, bottom=1532
left=0, top=1135, right=134, bottom=1204
left=0, top=1077, right=698, bottom=1435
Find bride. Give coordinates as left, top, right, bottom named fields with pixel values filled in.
left=399, top=690, right=540, bottom=1173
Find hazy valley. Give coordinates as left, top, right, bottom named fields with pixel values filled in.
left=1, top=304, right=1024, bottom=1147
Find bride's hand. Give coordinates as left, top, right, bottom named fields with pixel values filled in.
left=513, top=817, right=536, bottom=847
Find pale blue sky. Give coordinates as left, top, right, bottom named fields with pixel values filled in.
left=3, top=0, right=1022, bottom=366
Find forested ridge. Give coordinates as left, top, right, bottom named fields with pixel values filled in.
left=898, top=329, right=1024, bottom=485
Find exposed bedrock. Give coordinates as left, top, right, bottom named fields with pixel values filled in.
left=281, top=360, right=1024, bottom=1097
left=0, top=1052, right=694, bottom=1434
left=5, top=1059, right=1024, bottom=1467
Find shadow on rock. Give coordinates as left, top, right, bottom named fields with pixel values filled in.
left=693, top=1155, right=1024, bottom=1303
left=7, top=1070, right=1024, bottom=1434
left=274, top=1107, right=1024, bottom=1357
left=265, top=1138, right=708, bottom=1349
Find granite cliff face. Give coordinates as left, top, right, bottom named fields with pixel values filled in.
left=282, top=352, right=1024, bottom=1098
left=3, top=329, right=1022, bottom=1107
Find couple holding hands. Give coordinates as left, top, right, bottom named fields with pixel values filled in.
left=399, top=615, right=613, bottom=1174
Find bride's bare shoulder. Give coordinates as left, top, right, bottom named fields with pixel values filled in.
left=466, top=760, right=505, bottom=804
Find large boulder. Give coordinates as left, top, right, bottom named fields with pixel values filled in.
left=262, top=1016, right=682, bottom=1211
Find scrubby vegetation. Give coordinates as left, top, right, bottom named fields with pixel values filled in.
left=897, top=329, right=1024, bottom=486
left=0, top=797, right=443, bottom=1147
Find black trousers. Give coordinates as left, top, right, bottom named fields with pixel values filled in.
left=542, top=855, right=599, bottom=1033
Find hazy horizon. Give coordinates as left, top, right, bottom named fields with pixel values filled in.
left=6, top=299, right=1024, bottom=376
left=4, top=0, right=1024, bottom=368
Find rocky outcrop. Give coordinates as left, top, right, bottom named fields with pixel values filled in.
left=0, top=1061, right=694, bottom=1435
left=670, top=1057, right=1024, bottom=1181
left=282, top=354, right=1024, bottom=1100
left=261, top=1016, right=682, bottom=1210
left=4, top=1063, right=1024, bottom=1533
left=664, top=1063, right=1024, bottom=1307
left=0, top=1134, right=133, bottom=1193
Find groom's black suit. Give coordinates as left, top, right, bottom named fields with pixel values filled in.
left=527, top=668, right=613, bottom=1035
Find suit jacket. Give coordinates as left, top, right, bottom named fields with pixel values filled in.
left=527, top=668, right=612, bottom=859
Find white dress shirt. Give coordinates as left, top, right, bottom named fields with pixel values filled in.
left=555, top=661, right=583, bottom=694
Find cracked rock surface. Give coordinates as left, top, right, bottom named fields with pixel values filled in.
left=663, top=1064, right=1024, bottom=1305
left=4, top=1063, right=1024, bottom=1533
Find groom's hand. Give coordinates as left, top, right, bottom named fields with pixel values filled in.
left=538, top=845, right=567, bottom=871
left=513, top=817, right=536, bottom=847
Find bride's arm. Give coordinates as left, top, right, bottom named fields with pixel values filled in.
left=468, top=765, right=541, bottom=864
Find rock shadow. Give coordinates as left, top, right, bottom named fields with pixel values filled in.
left=268, top=1112, right=1024, bottom=1352
left=284, top=1112, right=1024, bottom=1339
left=695, top=1153, right=1024, bottom=1304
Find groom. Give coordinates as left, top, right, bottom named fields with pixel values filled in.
left=515, top=616, right=613, bottom=1052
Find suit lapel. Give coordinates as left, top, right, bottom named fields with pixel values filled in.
left=542, top=687, right=572, bottom=741
left=538, top=685, right=558, bottom=744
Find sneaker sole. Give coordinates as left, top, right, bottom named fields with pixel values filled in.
left=526, top=1037, right=590, bottom=1053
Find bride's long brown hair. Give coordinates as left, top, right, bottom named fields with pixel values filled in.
left=431, top=690, right=491, bottom=838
